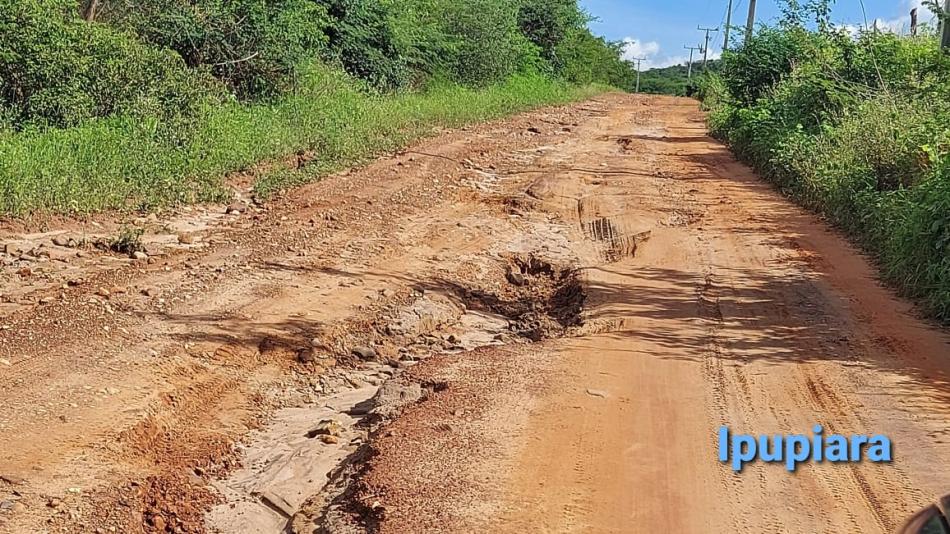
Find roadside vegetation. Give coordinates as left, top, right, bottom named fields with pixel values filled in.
left=0, top=0, right=633, bottom=215
left=699, top=1, right=950, bottom=321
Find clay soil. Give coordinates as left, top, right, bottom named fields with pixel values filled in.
left=1, top=94, right=949, bottom=534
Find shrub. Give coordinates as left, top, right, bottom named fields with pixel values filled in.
left=0, top=0, right=217, bottom=128
left=321, top=0, right=409, bottom=90
left=700, top=16, right=950, bottom=322
left=105, top=0, right=330, bottom=99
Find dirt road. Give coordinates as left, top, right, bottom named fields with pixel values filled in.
left=0, top=94, right=948, bottom=533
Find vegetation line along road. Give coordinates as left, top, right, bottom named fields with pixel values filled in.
left=691, top=1, right=950, bottom=323
left=0, top=0, right=632, bottom=215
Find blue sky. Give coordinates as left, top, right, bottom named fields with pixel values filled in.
left=580, top=0, right=937, bottom=69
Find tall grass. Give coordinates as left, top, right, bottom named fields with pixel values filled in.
left=0, top=64, right=607, bottom=215
left=701, top=29, right=950, bottom=323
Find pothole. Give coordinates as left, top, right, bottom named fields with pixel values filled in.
left=202, top=254, right=587, bottom=533
left=442, top=255, right=584, bottom=342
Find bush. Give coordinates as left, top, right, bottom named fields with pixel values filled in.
left=321, top=0, right=409, bottom=91
left=0, top=0, right=217, bottom=128
left=105, top=0, right=330, bottom=99
left=700, top=13, right=950, bottom=322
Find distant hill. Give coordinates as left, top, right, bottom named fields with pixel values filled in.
left=638, top=60, right=720, bottom=96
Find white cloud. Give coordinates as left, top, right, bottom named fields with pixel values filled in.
left=843, top=0, right=937, bottom=35
left=621, top=38, right=660, bottom=63
left=621, top=37, right=721, bottom=71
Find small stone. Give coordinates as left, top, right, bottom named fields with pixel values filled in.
left=39, top=296, right=55, bottom=305
left=96, top=287, right=111, bottom=298
left=226, top=202, right=247, bottom=215
left=0, top=359, right=11, bottom=366
left=297, top=348, right=316, bottom=364
left=351, top=346, right=377, bottom=361
left=307, top=419, right=343, bottom=438
left=177, top=233, right=195, bottom=245
left=52, top=236, right=70, bottom=247
left=132, top=251, right=148, bottom=261
left=149, top=515, right=166, bottom=531
left=319, top=435, right=339, bottom=445
left=506, top=269, right=526, bottom=286
left=585, top=388, right=608, bottom=398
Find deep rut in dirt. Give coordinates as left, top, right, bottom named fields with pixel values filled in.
left=0, top=95, right=609, bottom=534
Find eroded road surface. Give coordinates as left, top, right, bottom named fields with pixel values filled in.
left=1, top=94, right=949, bottom=534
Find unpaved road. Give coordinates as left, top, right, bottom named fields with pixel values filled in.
left=0, top=94, right=949, bottom=533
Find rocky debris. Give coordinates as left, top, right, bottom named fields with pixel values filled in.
left=259, top=490, right=296, bottom=518
left=351, top=346, right=378, bottom=361
left=226, top=202, right=248, bottom=215
left=506, top=268, right=526, bottom=286
left=386, top=294, right=464, bottom=338
left=297, top=348, right=317, bottom=364
left=132, top=251, right=149, bottom=261
left=306, top=419, right=343, bottom=439
left=370, top=381, right=424, bottom=418
left=176, top=233, right=196, bottom=245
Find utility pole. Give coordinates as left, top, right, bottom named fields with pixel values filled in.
left=723, top=0, right=734, bottom=51
left=745, top=0, right=757, bottom=44
left=942, top=0, right=950, bottom=50
left=684, top=45, right=702, bottom=80
left=630, top=58, right=645, bottom=92
left=697, top=25, right=719, bottom=71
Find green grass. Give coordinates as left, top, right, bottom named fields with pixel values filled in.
left=0, top=64, right=608, bottom=215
